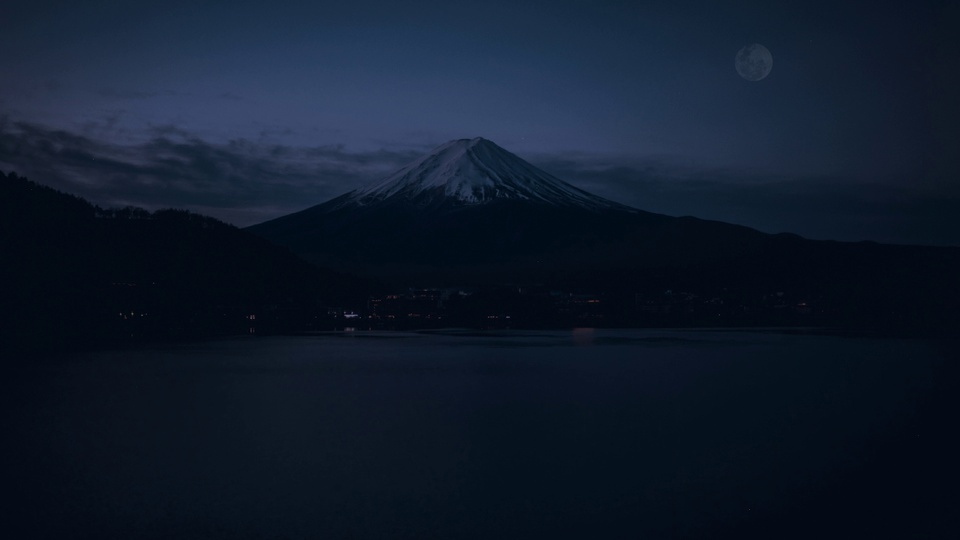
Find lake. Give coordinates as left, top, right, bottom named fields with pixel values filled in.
left=4, top=329, right=957, bottom=539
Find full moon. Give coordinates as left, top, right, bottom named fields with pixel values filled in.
left=735, top=44, right=772, bottom=81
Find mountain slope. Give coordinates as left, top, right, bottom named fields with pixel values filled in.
left=249, top=137, right=766, bottom=279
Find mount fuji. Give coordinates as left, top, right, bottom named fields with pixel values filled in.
left=248, top=137, right=769, bottom=283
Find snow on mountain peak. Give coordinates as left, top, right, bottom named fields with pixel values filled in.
left=346, top=138, right=629, bottom=211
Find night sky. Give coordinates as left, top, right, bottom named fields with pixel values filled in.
left=2, top=0, right=958, bottom=245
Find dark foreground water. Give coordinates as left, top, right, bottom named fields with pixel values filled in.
left=4, top=330, right=958, bottom=539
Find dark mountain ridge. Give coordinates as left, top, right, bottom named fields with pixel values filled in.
left=1, top=170, right=367, bottom=354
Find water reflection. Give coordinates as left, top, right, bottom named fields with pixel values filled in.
left=571, top=327, right=596, bottom=346
left=3, top=331, right=953, bottom=539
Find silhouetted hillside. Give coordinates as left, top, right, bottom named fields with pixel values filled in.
left=1, top=171, right=369, bottom=355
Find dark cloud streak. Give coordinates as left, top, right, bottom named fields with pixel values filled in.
left=0, top=119, right=418, bottom=226
left=534, top=156, right=960, bottom=246
left=97, top=88, right=181, bottom=100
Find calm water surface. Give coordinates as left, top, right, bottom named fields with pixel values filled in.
left=4, top=329, right=958, bottom=539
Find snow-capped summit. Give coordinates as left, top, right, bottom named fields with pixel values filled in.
left=342, top=137, right=630, bottom=211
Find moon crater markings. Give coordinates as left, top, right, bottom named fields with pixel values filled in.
left=736, top=44, right=772, bottom=81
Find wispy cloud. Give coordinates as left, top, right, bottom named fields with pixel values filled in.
left=0, top=118, right=417, bottom=226
left=97, top=88, right=245, bottom=102
left=97, top=88, right=182, bottom=100
left=530, top=155, right=960, bottom=246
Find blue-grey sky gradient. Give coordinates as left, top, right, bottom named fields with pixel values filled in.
left=1, top=0, right=958, bottom=244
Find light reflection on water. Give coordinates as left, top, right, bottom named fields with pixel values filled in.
left=3, top=330, right=955, bottom=539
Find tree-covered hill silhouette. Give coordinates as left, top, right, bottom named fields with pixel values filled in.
left=1, top=171, right=368, bottom=354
